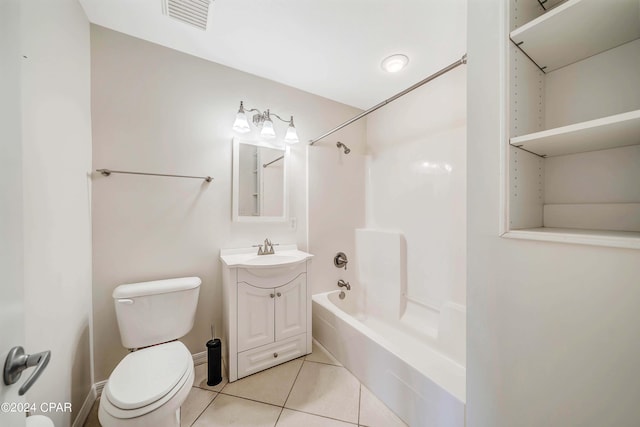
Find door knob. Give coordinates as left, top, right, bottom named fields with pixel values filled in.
left=3, top=346, right=51, bottom=396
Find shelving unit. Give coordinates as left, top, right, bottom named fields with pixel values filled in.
left=505, top=0, right=640, bottom=249
left=510, top=0, right=640, bottom=72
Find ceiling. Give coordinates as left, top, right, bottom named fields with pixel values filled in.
left=79, top=0, right=466, bottom=109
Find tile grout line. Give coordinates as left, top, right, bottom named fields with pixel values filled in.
left=274, top=407, right=285, bottom=427
left=304, top=358, right=343, bottom=367
left=281, top=358, right=306, bottom=410
left=188, top=388, right=220, bottom=427
left=282, top=407, right=360, bottom=426
left=193, top=383, right=227, bottom=393
left=217, top=391, right=286, bottom=408
left=357, top=384, right=362, bottom=426
left=189, top=360, right=227, bottom=426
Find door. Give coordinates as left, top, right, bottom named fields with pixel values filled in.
left=0, top=0, right=26, bottom=425
left=275, top=274, right=307, bottom=341
left=237, top=283, right=275, bottom=352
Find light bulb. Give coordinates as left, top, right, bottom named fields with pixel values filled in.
left=260, top=118, right=276, bottom=140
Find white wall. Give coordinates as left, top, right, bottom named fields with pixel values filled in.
left=308, top=136, right=367, bottom=296
left=467, top=1, right=640, bottom=426
left=21, top=0, right=93, bottom=425
left=364, top=64, right=467, bottom=324
left=90, top=26, right=364, bottom=382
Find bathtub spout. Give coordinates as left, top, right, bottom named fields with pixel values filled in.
left=337, top=279, right=351, bottom=290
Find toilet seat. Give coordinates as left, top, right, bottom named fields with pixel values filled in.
left=103, top=341, right=192, bottom=419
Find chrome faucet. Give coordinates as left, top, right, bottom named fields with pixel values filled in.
left=337, top=279, right=351, bottom=290
left=254, top=238, right=278, bottom=255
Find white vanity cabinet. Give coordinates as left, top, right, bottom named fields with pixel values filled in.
left=237, top=276, right=306, bottom=352
left=220, top=246, right=313, bottom=381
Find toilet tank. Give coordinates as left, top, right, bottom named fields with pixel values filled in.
left=113, top=277, right=201, bottom=349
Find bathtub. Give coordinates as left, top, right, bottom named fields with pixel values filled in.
left=312, top=289, right=466, bottom=427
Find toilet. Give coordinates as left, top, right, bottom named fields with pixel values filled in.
left=98, top=277, right=201, bottom=427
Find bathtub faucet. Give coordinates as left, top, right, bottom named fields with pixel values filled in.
left=337, top=280, right=351, bottom=290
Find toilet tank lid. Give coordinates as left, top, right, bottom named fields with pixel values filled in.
left=113, top=277, right=201, bottom=299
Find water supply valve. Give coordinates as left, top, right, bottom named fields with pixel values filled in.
left=334, top=252, right=348, bottom=270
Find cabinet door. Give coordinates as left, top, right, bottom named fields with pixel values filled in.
left=238, top=282, right=275, bottom=352
left=275, top=274, right=307, bottom=342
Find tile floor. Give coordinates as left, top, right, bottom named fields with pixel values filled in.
left=84, top=340, right=407, bottom=427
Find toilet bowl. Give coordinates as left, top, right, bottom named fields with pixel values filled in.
left=98, top=277, right=201, bottom=427
left=98, top=342, right=194, bottom=427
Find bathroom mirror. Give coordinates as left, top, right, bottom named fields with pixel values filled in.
left=232, top=138, right=288, bottom=222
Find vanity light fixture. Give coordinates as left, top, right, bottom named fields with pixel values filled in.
left=232, top=101, right=299, bottom=144
left=381, top=54, right=409, bottom=73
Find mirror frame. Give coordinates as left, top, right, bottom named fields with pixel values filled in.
left=232, top=138, right=289, bottom=222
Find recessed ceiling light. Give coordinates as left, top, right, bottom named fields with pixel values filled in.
left=381, top=54, right=409, bottom=73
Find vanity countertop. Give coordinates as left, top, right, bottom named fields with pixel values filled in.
left=220, top=245, right=313, bottom=268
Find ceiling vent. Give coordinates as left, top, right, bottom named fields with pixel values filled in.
left=163, top=0, right=213, bottom=31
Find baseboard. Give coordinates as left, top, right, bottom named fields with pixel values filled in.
left=71, top=383, right=98, bottom=427
left=94, top=380, right=107, bottom=397
left=193, top=350, right=207, bottom=365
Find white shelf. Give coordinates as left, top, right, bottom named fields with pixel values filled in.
left=510, top=110, right=640, bottom=157
left=544, top=203, right=640, bottom=232
left=510, top=0, right=640, bottom=72
left=503, top=228, right=640, bottom=250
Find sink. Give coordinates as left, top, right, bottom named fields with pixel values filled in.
left=242, top=254, right=301, bottom=266
left=220, top=246, right=313, bottom=269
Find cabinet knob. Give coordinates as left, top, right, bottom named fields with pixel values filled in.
left=270, top=293, right=275, bottom=298
left=273, top=352, right=278, bottom=358
left=276, top=292, right=282, bottom=297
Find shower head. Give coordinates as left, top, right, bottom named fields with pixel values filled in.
left=336, top=141, right=351, bottom=154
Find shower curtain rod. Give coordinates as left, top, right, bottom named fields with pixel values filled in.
left=308, top=53, right=467, bottom=146
left=263, top=155, right=285, bottom=168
